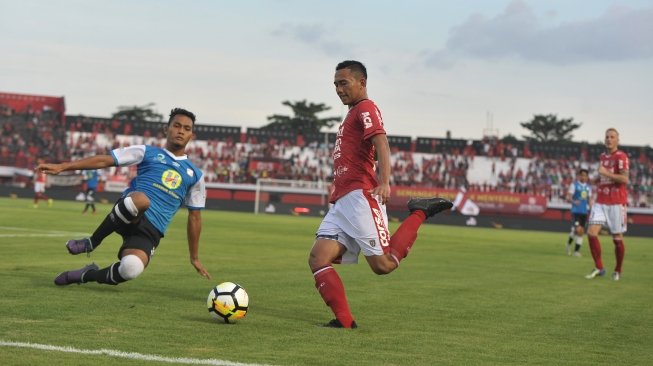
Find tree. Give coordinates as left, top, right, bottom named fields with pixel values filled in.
left=501, top=133, right=520, bottom=144
left=112, top=103, right=164, bottom=122
left=264, top=100, right=340, bottom=134
left=520, top=114, right=581, bottom=143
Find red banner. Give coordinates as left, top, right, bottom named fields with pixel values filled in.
left=0, top=92, right=66, bottom=121
left=390, top=186, right=547, bottom=216
left=248, top=157, right=285, bottom=172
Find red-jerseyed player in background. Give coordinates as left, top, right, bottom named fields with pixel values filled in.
left=585, top=128, right=630, bottom=281
left=33, top=158, right=53, bottom=208
left=308, top=60, right=453, bottom=328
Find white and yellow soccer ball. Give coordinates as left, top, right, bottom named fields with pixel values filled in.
left=207, top=282, right=249, bottom=323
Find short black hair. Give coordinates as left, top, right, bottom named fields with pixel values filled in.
left=168, top=108, right=196, bottom=125
left=336, top=60, right=367, bottom=79
left=579, top=168, right=589, bottom=175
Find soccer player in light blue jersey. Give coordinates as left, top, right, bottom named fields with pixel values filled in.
left=82, top=169, right=99, bottom=214
left=38, top=108, right=212, bottom=286
left=565, top=168, right=592, bottom=257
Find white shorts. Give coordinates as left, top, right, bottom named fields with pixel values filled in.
left=34, top=182, right=45, bottom=193
left=589, top=203, right=627, bottom=234
left=316, top=189, right=390, bottom=264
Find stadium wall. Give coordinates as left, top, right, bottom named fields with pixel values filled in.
left=2, top=185, right=652, bottom=237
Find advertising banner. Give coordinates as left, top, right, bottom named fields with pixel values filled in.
left=391, top=186, right=547, bottom=216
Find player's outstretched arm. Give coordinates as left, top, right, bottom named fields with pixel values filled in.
left=187, top=209, right=212, bottom=279
left=37, top=155, right=115, bottom=175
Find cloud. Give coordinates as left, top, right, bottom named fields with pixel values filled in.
left=271, top=22, right=348, bottom=55
left=426, top=0, right=653, bottom=66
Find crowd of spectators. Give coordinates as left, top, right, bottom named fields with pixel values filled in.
left=0, top=110, right=69, bottom=169
left=1, top=114, right=651, bottom=208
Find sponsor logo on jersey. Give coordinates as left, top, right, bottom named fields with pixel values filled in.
left=172, top=161, right=180, bottom=168
left=155, top=154, right=166, bottom=164
left=161, top=169, right=182, bottom=189
left=334, top=166, right=348, bottom=177
left=361, top=111, right=373, bottom=129
left=371, top=207, right=389, bottom=247
left=187, top=168, right=194, bottom=177
left=333, top=124, right=345, bottom=160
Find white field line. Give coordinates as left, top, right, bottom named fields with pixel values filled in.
left=0, top=234, right=82, bottom=238
left=0, top=226, right=88, bottom=238
left=0, top=340, right=274, bottom=366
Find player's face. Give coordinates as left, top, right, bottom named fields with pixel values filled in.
left=604, top=130, right=619, bottom=152
left=165, top=115, right=194, bottom=150
left=334, top=68, right=366, bottom=106
left=578, top=171, right=588, bottom=183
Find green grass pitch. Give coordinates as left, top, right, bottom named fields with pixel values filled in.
left=1, top=198, right=652, bottom=365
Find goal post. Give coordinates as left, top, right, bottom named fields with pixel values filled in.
left=254, top=178, right=329, bottom=215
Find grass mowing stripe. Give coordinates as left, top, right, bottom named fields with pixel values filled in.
left=2, top=198, right=652, bottom=366
left=0, top=225, right=89, bottom=237
left=0, top=340, right=275, bottom=366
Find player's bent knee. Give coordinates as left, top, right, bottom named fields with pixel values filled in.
left=368, top=257, right=397, bottom=275
left=118, top=254, right=145, bottom=280
left=308, top=252, right=333, bottom=271
left=371, top=266, right=391, bottom=275
left=128, top=192, right=151, bottom=211
left=308, top=254, right=319, bottom=269
left=309, top=237, right=343, bottom=269
left=371, top=265, right=394, bottom=275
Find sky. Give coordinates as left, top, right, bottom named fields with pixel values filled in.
left=1, top=0, right=652, bottom=146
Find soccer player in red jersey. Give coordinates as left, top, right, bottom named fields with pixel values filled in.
left=308, top=60, right=452, bottom=328
left=585, top=128, right=629, bottom=281
left=33, top=158, right=53, bottom=208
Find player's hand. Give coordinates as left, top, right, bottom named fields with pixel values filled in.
left=36, top=163, right=64, bottom=175
left=369, top=183, right=391, bottom=205
left=191, top=258, right=212, bottom=280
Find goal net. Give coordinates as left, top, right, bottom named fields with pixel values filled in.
left=254, top=178, right=329, bottom=215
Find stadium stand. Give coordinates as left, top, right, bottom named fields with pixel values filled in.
left=0, top=104, right=651, bottom=208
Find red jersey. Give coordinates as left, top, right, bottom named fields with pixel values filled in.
left=35, top=170, right=47, bottom=184
left=330, top=99, right=386, bottom=202
left=596, top=150, right=629, bottom=205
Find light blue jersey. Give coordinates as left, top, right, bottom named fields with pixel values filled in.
left=568, top=181, right=591, bottom=215
left=111, top=145, right=206, bottom=234
left=85, top=170, right=99, bottom=190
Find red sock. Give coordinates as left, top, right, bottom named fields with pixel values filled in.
left=588, top=235, right=604, bottom=270
left=613, top=239, right=625, bottom=273
left=389, top=210, right=426, bottom=264
left=313, top=266, right=354, bottom=328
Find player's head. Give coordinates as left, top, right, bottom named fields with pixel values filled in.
left=604, top=128, right=619, bottom=152
left=168, top=108, right=196, bottom=126
left=165, top=107, right=195, bottom=151
left=334, top=60, right=368, bottom=106
left=578, top=168, right=589, bottom=183
left=336, top=60, right=367, bottom=79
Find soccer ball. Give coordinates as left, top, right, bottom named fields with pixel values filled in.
left=207, top=282, right=249, bottom=323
